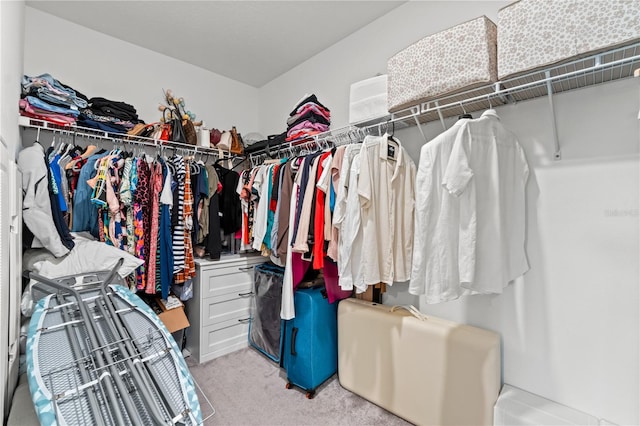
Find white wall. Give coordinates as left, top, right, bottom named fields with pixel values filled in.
left=387, top=79, right=640, bottom=426
left=24, top=6, right=260, bottom=134
left=0, top=1, right=24, bottom=420
left=259, top=2, right=640, bottom=425
left=258, top=1, right=509, bottom=135
left=0, top=0, right=25, bottom=158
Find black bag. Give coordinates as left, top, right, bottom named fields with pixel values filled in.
left=244, top=131, right=287, bottom=154
left=169, top=109, right=187, bottom=144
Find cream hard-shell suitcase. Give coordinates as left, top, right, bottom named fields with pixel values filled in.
left=337, top=299, right=500, bottom=426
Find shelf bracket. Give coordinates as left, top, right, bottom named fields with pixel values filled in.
left=434, top=101, right=447, bottom=131
left=545, top=71, right=562, bottom=160
left=413, top=114, right=428, bottom=144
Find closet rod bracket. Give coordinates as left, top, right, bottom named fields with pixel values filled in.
left=545, top=71, right=562, bottom=160
left=434, top=101, right=447, bottom=131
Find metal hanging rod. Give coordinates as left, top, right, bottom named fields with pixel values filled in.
left=19, top=117, right=227, bottom=159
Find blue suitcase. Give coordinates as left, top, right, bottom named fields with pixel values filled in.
left=282, top=286, right=338, bottom=398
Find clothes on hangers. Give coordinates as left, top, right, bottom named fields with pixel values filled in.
left=443, top=109, right=530, bottom=293
left=358, top=134, right=416, bottom=285
left=241, top=129, right=416, bottom=319
left=411, top=109, right=530, bottom=302
left=18, top=142, right=73, bottom=257
left=20, top=137, right=233, bottom=299
left=409, top=118, right=478, bottom=302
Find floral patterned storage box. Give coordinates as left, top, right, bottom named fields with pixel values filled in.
left=498, top=0, right=640, bottom=80
left=387, top=16, right=497, bottom=112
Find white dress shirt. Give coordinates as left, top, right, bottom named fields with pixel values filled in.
left=410, top=118, right=479, bottom=302
left=358, top=135, right=416, bottom=286
left=251, top=165, right=273, bottom=251
left=443, top=109, right=530, bottom=293
left=338, top=150, right=366, bottom=292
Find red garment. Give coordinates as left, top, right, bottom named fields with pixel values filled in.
left=312, top=152, right=331, bottom=270
left=269, top=164, right=281, bottom=213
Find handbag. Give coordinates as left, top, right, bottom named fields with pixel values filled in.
left=217, top=130, right=232, bottom=151
left=127, top=123, right=147, bottom=136
left=230, top=126, right=244, bottom=155
left=209, top=128, right=222, bottom=147
left=171, top=113, right=187, bottom=144
left=182, top=119, right=197, bottom=145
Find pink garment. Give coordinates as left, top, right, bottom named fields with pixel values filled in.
left=19, top=99, right=76, bottom=125
left=286, top=129, right=324, bottom=142
left=322, top=257, right=352, bottom=303
left=286, top=120, right=329, bottom=137
left=294, top=103, right=331, bottom=120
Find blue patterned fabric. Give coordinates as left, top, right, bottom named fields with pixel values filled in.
left=26, top=295, right=58, bottom=426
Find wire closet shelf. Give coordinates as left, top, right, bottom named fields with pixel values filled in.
left=248, top=41, right=640, bottom=162
left=18, top=42, right=640, bottom=162
left=19, top=116, right=229, bottom=160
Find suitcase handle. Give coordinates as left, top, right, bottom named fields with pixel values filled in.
left=390, top=305, right=428, bottom=321
left=290, top=327, right=298, bottom=356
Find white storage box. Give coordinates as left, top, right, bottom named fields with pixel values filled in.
left=494, top=384, right=601, bottom=425
left=348, top=75, right=388, bottom=124
left=197, top=126, right=210, bottom=148
left=387, top=16, right=497, bottom=112
left=498, top=0, right=640, bottom=79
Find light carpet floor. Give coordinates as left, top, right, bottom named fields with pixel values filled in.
left=187, top=347, right=412, bottom=426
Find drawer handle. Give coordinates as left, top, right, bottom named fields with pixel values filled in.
left=237, top=318, right=251, bottom=324
left=238, top=266, right=254, bottom=272
left=238, top=292, right=254, bottom=297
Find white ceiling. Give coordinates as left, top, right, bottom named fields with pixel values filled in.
left=26, top=1, right=406, bottom=88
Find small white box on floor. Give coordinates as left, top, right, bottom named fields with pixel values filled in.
left=494, top=384, right=601, bottom=425
left=348, top=75, right=388, bottom=124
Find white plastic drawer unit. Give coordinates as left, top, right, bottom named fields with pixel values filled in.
left=201, top=264, right=255, bottom=299
left=202, top=296, right=251, bottom=329
left=186, top=254, right=266, bottom=364
left=201, top=322, right=250, bottom=360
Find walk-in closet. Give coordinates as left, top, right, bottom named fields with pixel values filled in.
left=1, top=1, right=638, bottom=425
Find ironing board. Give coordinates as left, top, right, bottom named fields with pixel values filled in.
left=26, top=259, right=202, bottom=425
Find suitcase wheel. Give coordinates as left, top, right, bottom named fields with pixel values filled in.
left=285, top=382, right=293, bottom=390
left=305, top=391, right=315, bottom=400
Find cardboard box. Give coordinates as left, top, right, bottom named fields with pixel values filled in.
left=155, top=296, right=190, bottom=333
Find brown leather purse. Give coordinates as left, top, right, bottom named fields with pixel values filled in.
left=182, top=119, right=197, bottom=145
left=230, top=126, right=244, bottom=155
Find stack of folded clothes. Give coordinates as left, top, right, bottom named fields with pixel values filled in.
left=20, top=74, right=88, bottom=126
left=78, top=97, right=142, bottom=133
left=285, top=94, right=330, bottom=142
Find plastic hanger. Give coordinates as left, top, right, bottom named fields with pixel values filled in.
left=458, top=102, right=473, bottom=120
